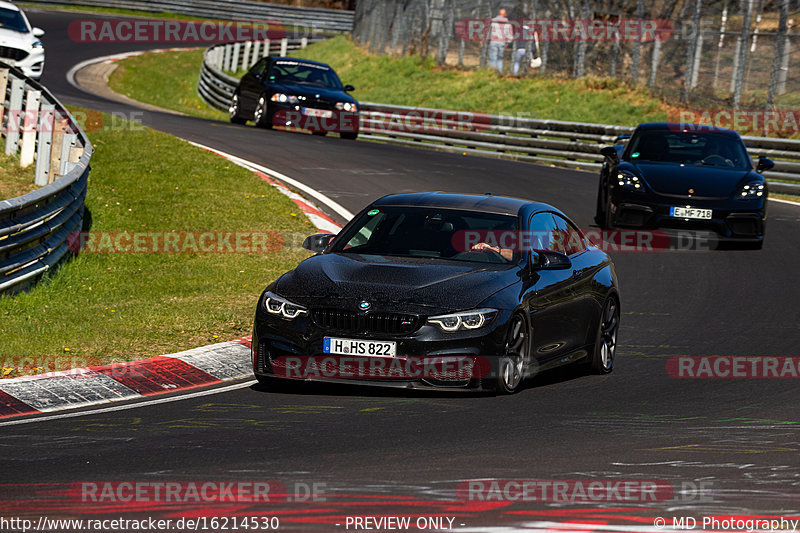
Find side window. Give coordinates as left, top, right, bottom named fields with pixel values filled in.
left=528, top=213, right=559, bottom=253
left=553, top=214, right=586, bottom=256
left=344, top=212, right=386, bottom=249
left=250, top=59, right=268, bottom=78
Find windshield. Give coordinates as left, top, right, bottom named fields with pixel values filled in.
left=330, top=206, right=520, bottom=264
left=0, top=8, right=28, bottom=33
left=269, top=61, right=343, bottom=90
left=627, top=131, right=750, bottom=169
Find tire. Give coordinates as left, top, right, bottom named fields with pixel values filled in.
left=312, top=130, right=327, bottom=136
left=341, top=132, right=358, bottom=140
left=590, top=296, right=619, bottom=374
left=229, top=93, right=246, bottom=124
left=490, top=313, right=530, bottom=394
left=254, top=95, right=272, bottom=129
left=594, top=179, right=605, bottom=227
left=602, top=203, right=614, bottom=230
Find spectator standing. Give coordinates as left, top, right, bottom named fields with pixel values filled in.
left=488, top=8, right=512, bottom=73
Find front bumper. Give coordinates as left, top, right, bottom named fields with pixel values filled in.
left=609, top=192, right=765, bottom=241
left=270, top=105, right=360, bottom=135
left=252, top=309, right=509, bottom=390
left=5, top=50, right=45, bottom=80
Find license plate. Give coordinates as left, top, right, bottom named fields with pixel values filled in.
left=303, top=108, right=333, bottom=118
left=670, top=207, right=712, bottom=220
left=324, top=337, right=396, bottom=357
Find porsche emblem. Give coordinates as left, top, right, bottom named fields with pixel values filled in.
left=688, top=188, right=695, bottom=194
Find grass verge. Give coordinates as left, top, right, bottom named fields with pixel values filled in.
left=0, top=107, right=311, bottom=377
left=108, top=49, right=227, bottom=121
left=108, top=36, right=671, bottom=126
left=0, top=153, right=37, bottom=200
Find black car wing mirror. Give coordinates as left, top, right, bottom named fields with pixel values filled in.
left=756, top=156, right=775, bottom=173
left=302, top=233, right=335, bottom=253
left=600, top=145, right=620, bottom=162
left=531, top=250, right=572, bottom=271
left=344, top=84, right=355, bottom=92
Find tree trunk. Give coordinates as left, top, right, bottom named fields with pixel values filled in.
left=766, top=0, right=789, bottom=108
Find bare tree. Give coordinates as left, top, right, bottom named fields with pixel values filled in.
left=733, top=0, right=754, bottom=108
left=766, top=0, right=789, bottom=108
left=630, top=0, right=645, bottom=84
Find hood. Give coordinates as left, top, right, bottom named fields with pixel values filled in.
left=0, top=28, right=37, bottom=50
left=274, top=253, right=520, bottom=314
left=271, top=82, right=355, bottom=104
left=625, top=161, right=757, bottom=198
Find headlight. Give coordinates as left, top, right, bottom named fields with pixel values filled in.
left=271, top=93, right=298, bottom=104
left=335, top=102, right=357, bottom=112
left=428, top=309, right=497, bottom=332
left=736, top=181, right=765, bottom=200
left=616, top=171, right=644, bottom=192
left=263, top=291, right=307, bottom=320
left=32, top=40, right=43, bottom=50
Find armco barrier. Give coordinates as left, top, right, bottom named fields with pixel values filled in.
left=0, top=62, right=93, bottom=295
left=196, top=43, right=800, bottom=195
left=198, top=38, right=318, bottom=111
left=23, top=0, right=354, bottom=33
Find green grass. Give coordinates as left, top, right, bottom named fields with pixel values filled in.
left=109, top=36, right=671, bottom=126
left=291, top=37, right=669, bottom=125
left=108, top=49, right=227, bottom=121
left=0, top=107, right=312, bottom=377
left=0, top=153, right=37, bottom=200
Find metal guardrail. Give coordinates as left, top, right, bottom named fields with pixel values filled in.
left=198, top=38, right=318, bottom=111
left=0, top=62, right=93, bottom=295
left=196, top=44, right=800, bottom=196
left=23, top=0, right=354, bottom=33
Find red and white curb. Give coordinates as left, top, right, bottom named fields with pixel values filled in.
left=0, top=337, right=252, bottom=419
left=0, top=143, right=348, bottom=421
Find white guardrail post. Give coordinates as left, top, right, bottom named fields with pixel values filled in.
left=0, top=61, right=93, bottom=295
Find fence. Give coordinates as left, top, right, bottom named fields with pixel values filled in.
left=196, top=43, right=800, bottom=195
left=23, top=0, right=354, bottom=34
left=352, top=0, right=798, bottom=109
left=0, top=62, right=93, bottom=295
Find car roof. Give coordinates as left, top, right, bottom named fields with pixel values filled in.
left=0, top=1, right=21, bottom=11
left=270, top=57, right=333, bottom=70
left=634, top=122, right=741, bottom=137
left=371, top=192, right=555, bottom=217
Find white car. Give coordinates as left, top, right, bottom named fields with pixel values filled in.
left=0, top=1, right=44, bottom=79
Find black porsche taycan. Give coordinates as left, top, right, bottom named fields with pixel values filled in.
left=252, top=192, right=620, bottom=394
left=596, top=123, right=774, bottom=249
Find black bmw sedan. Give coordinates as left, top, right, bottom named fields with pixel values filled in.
left=596, top=123, right=774, bottom=249
left=252, top=192, right=620, bottom=394
left=229, top=57, right=359, bottom=139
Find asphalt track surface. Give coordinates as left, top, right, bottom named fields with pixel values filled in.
left=2, top=9, right=800, bottom=532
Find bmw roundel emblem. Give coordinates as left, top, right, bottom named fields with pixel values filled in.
left=359, top=301, right=371, bottom=311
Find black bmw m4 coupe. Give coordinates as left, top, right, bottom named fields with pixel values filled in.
left=596, top=123, right=774, bottom=249
left=252, top=192, right=620, bottom=394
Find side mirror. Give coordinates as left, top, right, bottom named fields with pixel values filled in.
left=756, top=156, right=774, bottom=173
left=302, top=233, right=335, bottom=253
left=532, top=250, right=572, bottom=270
left=32, top=27, right=45, bottom=38
left=343, top=84, right=355, bottom=92
left=600, top=146, right=620, bottom=162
